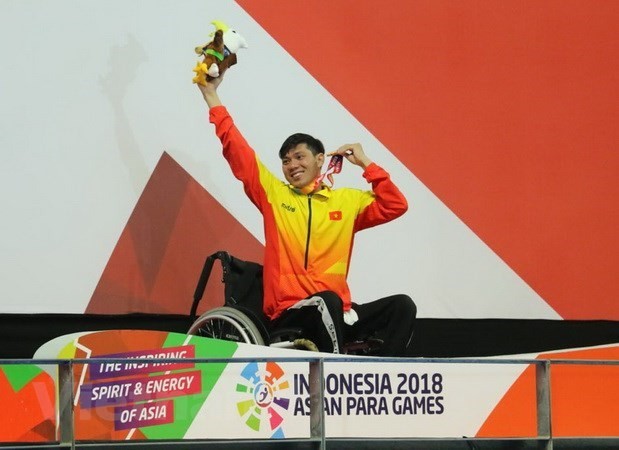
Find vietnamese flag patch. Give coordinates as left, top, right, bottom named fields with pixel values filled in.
left=329, top=211, right=342, bottom=221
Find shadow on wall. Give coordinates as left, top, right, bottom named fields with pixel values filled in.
left=100, top=33, right=149, bottom=195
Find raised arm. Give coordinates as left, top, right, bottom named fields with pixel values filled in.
left=196, top=70, right=281, bottom=213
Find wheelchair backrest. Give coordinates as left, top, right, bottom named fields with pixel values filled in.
left=189, top=251, right=265, bottom=322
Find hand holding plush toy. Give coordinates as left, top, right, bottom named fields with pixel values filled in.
left=192, top=20, right=248, bottom=85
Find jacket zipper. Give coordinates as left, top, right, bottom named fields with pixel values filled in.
left=304, top=194, right=313, bottom=269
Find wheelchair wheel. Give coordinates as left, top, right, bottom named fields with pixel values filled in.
left=188, top=306, right=266, bottom=345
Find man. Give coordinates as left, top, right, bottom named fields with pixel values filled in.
left=198, top=73, right=416, bottom=356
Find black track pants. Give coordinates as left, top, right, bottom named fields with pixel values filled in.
left=272, top=291, right=416, bottom=356
left=347, top=294, right=417, bottom=357
left=271, top=291, right=345, bottom=353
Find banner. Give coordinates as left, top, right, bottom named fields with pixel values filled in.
left=14, top=329, right=615, bottom=442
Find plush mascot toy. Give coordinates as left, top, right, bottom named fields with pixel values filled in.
left=192, top=20, right=248, bottom=85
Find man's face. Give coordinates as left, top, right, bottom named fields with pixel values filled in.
left=281, top=144, right=324, bottom=189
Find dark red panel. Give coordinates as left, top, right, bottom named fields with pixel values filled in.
left=88, top=152, right=264, bottom=315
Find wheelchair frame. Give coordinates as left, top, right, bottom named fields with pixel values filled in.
left=188, top=251, right=271, bottom=345
left=187, top=251, right=381, bottom=354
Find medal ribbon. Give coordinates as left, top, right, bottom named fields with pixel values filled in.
left=300, top=154, right=344, bottom=194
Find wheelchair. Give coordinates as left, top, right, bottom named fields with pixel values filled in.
left=187, top=251, right=382, bottom=355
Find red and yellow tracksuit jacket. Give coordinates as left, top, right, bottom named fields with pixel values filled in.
left=210, top=106, right=408, bottom=320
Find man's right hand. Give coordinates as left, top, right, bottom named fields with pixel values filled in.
left=197, top=69, right=226, bottom=108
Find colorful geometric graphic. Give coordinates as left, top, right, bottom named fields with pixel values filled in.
left=235, top=361, right=290, bottom=438
left=32, top=330, right=238, bottom=442
left=0, top=365, right=56, bottom=443
left=477, top=345, right=619, bottom=438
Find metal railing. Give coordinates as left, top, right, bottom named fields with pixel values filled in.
left=1, top=356, right=618, bottom=450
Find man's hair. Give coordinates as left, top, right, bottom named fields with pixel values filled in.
left=278, top=133, right=325, bottom=159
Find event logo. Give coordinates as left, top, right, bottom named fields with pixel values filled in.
left=235, top=361, right=290, bottom=437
